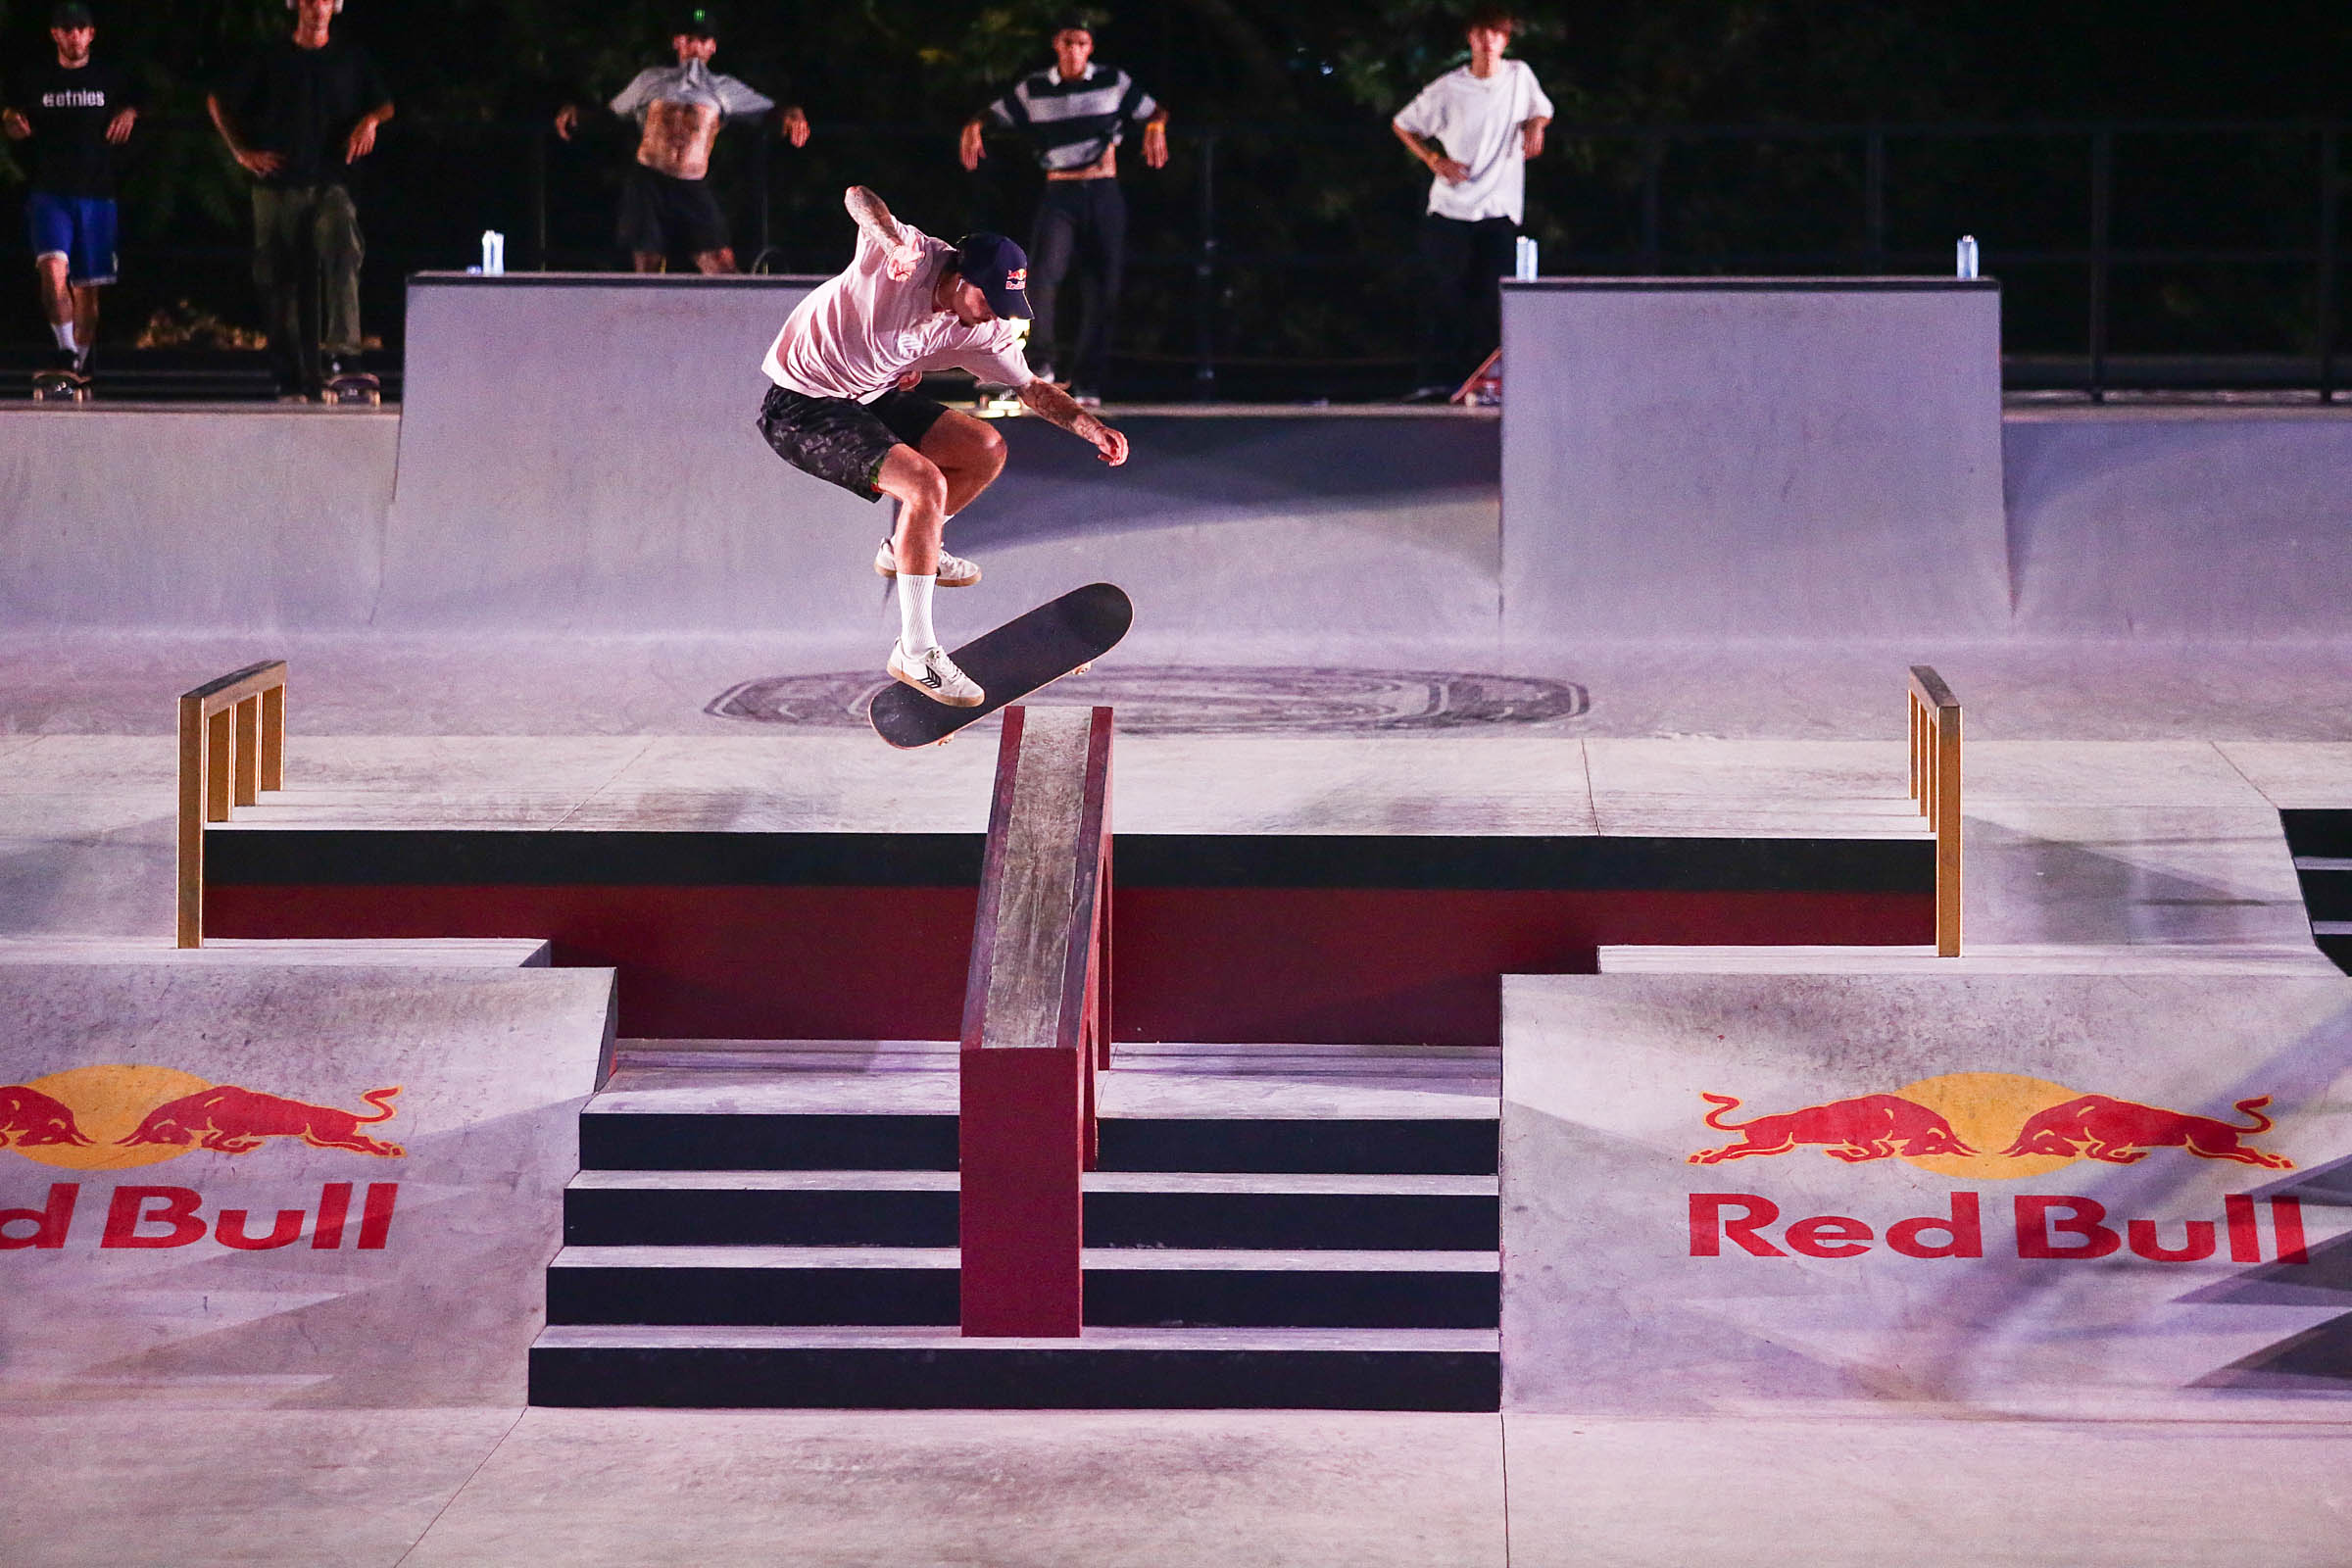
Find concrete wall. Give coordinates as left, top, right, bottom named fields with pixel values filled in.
left=6, top=273, right=2352, bottom=643
left=2004, top=409, right=2352, bottom=639
left=0, top=407, right=397, bottom=632
left=1499, top=279, right=2011, bottom=641
left=1501, top=970, right=2352, bottom=1413
left=0, top=961, right=613, bottom=1406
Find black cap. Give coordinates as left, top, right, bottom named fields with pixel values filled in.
left=954, top=232, right=1033, bottom=320
left=675, top=7, right=716, bottom=37
left=52, top=2, right=94, bottom=26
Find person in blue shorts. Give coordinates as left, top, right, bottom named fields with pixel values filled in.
left=3, top=2, right=140, bottom=380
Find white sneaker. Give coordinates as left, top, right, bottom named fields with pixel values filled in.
left=874, top=538, right=981, bottom=587
left=887, top=641, right=984, bottom=708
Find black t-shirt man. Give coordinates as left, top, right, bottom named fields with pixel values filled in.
left=11, top=57, right=137, bottom=196
left=217, top=37, right=389, bottom=187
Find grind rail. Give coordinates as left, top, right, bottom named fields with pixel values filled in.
left=1908, top=664, right=1962, bottom=956
left=176, top=660, right=287, bottom=949
left=958, top=705, right=1115, bottom=1337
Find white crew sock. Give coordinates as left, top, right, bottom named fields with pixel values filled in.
left=897, top=574, right=939, bottom=656
left=51, top=320, right=76, bottom=353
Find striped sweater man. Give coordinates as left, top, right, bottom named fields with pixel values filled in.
left=960, top=22, right=1168, bottom=400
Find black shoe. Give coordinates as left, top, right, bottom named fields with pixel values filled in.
left=48, top=348, right=79, bottom=374
left=324, top=353, right=363, bottom=379
left=1401, top=383, right=1453, bottom=404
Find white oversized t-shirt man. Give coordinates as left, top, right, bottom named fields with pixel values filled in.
left=1392, top=23, right=1553, bottom=395
left=754, top=186, right=1131, bottom=710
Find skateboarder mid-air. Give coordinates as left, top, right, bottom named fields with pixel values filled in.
left=757, top=184, right=1131, bottom=708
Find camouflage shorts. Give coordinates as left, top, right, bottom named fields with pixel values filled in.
left=756, top=383, right=949, bottom=502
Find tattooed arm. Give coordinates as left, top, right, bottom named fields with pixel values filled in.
left=1019, top=378, right=1129, bottom=466
left=844, top=185, right=926, bottom=278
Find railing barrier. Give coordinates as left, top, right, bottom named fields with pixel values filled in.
left=176, top=660, right=287, bottom=949
left=1907, top=664, right=1962, bottom=956
left=958, top=705, right=1114, bottom=1337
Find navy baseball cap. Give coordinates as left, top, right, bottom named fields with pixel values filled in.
left=675, top=7, right=716, bottom=37
left=955, top=232, right=1033, bottom=320
left=52, top=2, right=94, bottom=25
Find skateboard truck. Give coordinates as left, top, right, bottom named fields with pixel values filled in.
left=31, top=368, right=89, bottom=404
left=322, top=369, right=382, bottom=407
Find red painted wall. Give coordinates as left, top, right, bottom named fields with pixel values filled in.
left=208, top=883, right=1928, bottom=1046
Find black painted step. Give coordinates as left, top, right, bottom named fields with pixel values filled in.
left=579, top=1112, right=959, bottom=1171
left=2293, top=864, right=2352, bottom=921
left=544, top=1247, right=1499, bottom=1329
left=527, top=1326, right=1501, bottom=1411
left=1099, top=1117, right=1497, bottom=1175
left=563, top=1171, right=1500, bottom=1250
left=579, top=1110, right=1498, bottom=1176
left=2283, top=810, right=2352, bottom=860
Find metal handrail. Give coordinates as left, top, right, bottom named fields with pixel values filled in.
left=175, top=660, right=286, bottom=948
left=1907, top=666, right=1961, bottom=957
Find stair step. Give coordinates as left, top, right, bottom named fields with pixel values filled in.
left=562, top=1169, right=1500, bottom=1249
left=527, top=1324, right=1500, bottom=1410
left=544, top=1246, right=1499, bottom=1329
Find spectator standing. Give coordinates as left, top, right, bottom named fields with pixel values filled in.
left=4, top=2, right=141, bottom=386
left=1392, top=5, right=1551, bottom=400
left=960, top=19, right=1166, bottom=404
left=207, top=0, right=393, bottom=401
left=555, top=8, right=808, bottom=274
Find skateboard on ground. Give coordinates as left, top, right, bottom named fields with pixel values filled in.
left=31, top=368, right=88, bottom=404
left=868, top=581, right=1132, bottom=749
left=322, top=369, right=382, bottom=407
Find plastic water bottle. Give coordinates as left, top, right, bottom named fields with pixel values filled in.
left=1955, top=235, right=1979, bottom=280
left=1514, top=235, right=1539, bottom=281
left=481, top=230, right=506, bottom=276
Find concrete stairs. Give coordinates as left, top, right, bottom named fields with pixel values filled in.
left=2285, top=809, right=2352, bottom=974
left=527, top=1041, right=1500, bottom=1409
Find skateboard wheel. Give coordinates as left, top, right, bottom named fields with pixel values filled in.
left=1072, top=662, right=1092, bottom=674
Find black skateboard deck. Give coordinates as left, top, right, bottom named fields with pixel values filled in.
left=868, top=581, right=1132, bottom=749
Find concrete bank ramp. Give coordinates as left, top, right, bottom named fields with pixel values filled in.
left=1503, top=970, right=2352, bottom=1414
left=0, top=961, right=612, bottom=1406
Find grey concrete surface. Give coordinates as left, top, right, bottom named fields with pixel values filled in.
left=2006, top=407, right=2352, bottom=638
left=1500, top=280, right=2009, bottom=640
left=0, top=963, right=613, bottom=1407
left=1501, top=971, right=2352, bottom=1413
left=7, top=1403, right=2347, bottom=1566
left=0, top=407, right=398, bottom=633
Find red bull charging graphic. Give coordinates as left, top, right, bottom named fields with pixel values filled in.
left=0, top=1065, right=404, bottom=1252
left=1683, top=1071, right=2308, bottom=1266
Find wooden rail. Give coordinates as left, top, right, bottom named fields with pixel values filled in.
left=958, top=705, right=1114, bottom=1337
left=176, top=660, right=287, bottom=949
left=1907, top=664, right=1961, bottom=956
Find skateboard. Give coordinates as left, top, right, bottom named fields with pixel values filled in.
left=31, top=368, right=88, bottom=404
left=322, top=370, right=382, bottom=407
left=868, top=581, right=1132, bottom=749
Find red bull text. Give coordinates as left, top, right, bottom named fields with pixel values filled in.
left=1690, top=1190, right=2309, bottom=1263
left=0, top=1181, right=399, bottom=1250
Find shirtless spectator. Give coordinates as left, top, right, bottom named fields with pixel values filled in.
left=555, top=9, right=808, bottom=273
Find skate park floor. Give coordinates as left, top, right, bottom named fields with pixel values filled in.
left=7, top=1402, right=2352, bottom=1567
left=5, top=639, right=2352, bottom=1565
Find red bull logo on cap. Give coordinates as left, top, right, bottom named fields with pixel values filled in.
left=0, top=1065, right=405, bottom=1169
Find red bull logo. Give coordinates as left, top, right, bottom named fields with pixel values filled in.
left=0, top=1066, right=405, bottom=1169
left=1687, top=1073, right=2293, bottom=1176
left=1684, top=1073, right=2313, bottom=1267
left=0, top=1066, right=408, bottom=1253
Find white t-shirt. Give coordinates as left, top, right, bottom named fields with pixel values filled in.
left=1392, top=59, right=1554, bottom=224
left=761, top=221, right=1036, bottom=402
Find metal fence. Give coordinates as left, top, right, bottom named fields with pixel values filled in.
left=24, top=115, right=2346, bottom=400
